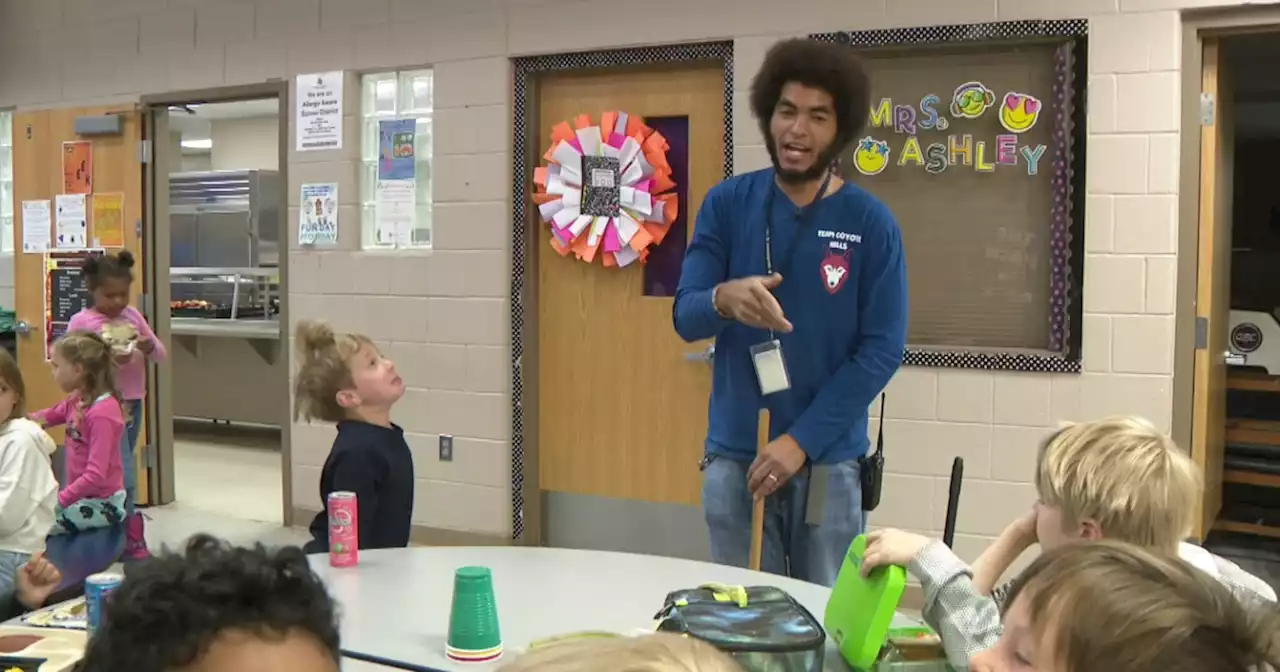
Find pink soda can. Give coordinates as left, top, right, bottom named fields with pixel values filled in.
left=328, top=491, right=359, bottom=567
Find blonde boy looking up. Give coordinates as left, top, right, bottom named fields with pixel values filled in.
left=861, top=416, right=1276, bottom=668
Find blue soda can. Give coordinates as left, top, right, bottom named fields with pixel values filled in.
left=85, top=572, right=123, bottom=635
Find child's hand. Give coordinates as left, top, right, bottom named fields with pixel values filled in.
left=15, top=553, right=61, bottom=610
left=1007, top=507, right=1039, bottom=547
left=861, top=528, right=932, bottom=576
left=137, top=338, right=155, bottom=355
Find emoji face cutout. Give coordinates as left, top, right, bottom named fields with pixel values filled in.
left=950, top=82, right=996, bottom=119
left=853, top=137, right=891, bottom=176
left=999, top=92, right=1042, bottom=133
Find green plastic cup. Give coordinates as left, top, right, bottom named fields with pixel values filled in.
left=447, top=566, right=502, bottom=654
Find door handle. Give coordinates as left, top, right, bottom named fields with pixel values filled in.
left=14, top=321, right=31, bottom=337
left=684, top=344, right=714, bottom=363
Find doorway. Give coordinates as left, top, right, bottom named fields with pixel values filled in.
left=528, top=62, right=726, bottom=559
left=141, top=84, right=295, bottom=546
left=1187, top=27, right=1280, bottom=592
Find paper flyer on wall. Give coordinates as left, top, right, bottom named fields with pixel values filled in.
left=21, top=199, right=51, bottom=253
left=378, top=119, right=416, bottom=180
left=62, top=141, right=92, bottom=194
left=296, top=71, right=343, bottom=152
left=298, top=183, right=338, bottom=245
left=92, top=192, right=125, bottom=247
left=374, top=179, right=415, bottom=246
left=53, top=193, right=87, bottom=250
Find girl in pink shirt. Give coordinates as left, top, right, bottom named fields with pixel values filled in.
left=31, top=331, right=126, bottom=535
left=68, top=250, right=163, bottom=559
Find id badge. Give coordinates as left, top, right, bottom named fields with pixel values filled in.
left=750, top=339, right=791, bottom=395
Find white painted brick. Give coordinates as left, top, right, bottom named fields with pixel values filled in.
left=1088, top=135, right=1149, bottom=194
left=435, top=105, right=509, bottom=156
left=1080, top=373, right=1172, bottom=432
left=1112, top=315, right=1174, bottom=375
left=1145, top=256, right=1176, bottom=314
left=1085, top=195, right=1114, bottom=253
left=868, top=474, right=937, bottom=530
left=1083, top=314, right=1113, bottom=373
left=196, top=1, right=255, bottom=48
left=389, top=11, right=507, bottom=65
left=1148, top=133, right=1179, bottom=194
left=997, top=0, right=1118, bottom=19
left=734, top=35, right=788, bottom=90
left=286, top=30, right=355, bottom=76
left=432, top=201, right=508, bottom=251
left=256, top=0, right=322, bottom=38
left=734, top=145, right=772, bottom=174
left=0, top=0, right=64, bottom=33
left=883, top=420, right=993, bottom=479
left=1088, top=75, right=1117, bottom=135
left=990, top=425, right=1055, bottom=482
left=1113, top=195, right=1176, bottom=254
left=1050, top=375, right=1082, bottom=424
left=1090, top=11, right=1180, bottom=73
left=992, top=373, right=1052, bottom=427
left=1083, top=254, right=1145, bottom=313
left=320, top=0, right=391, bottom=31
left=886, top=0, right=996, bottom=27
left=224, top=39, right=289, bottom=86
left=141, top=7, right=196, bottom=55
left=935, top=478, right=1037, bottom=536
left=937, top=370, right=994, bottom=423
left=1115, top=72, right=1179, bottom=133
left=434, top=153, right=510, bottom=203
left=434, top=58, right=508, bottom=108
left=884, top=366, right=939, bottom=420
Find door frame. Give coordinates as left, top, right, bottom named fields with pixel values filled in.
left=138, top=81, right=291, bottom=523
left=1176, top=8, right=1280, bottom=538
left=509, top=43, right=735, bottom=545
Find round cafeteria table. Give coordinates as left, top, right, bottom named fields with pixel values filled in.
left=310, top=546, right=921, bottom=671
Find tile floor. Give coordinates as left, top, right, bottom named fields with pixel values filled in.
left=142, top=423, right=310, bottom=552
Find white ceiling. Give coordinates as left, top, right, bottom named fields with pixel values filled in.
left=168, top=99, right=278, bottom=152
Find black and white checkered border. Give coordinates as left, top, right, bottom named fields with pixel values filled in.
left=509, top=42, right=734, bottom=543
left=812, top=19, right=1089, bottom=375
left=904, top=348, right=1081, bottom=373
left=811, top=19, right=1087, bottom=48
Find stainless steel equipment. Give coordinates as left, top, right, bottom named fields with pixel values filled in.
left=169, top=170, right=280, bottom=304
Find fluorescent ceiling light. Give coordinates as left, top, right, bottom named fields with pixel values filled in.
left=181, top=138, right=212, bottom=149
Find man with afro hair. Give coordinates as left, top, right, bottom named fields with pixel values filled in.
left=674, top=38, right=907, bottom=586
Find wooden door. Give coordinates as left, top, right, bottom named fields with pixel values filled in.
left=1192, top=38, right=1234, bottom=539
left=537, top=64, right=724, bottom=507
left=11, top=106, right=150, bottom=505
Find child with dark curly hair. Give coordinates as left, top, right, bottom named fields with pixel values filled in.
left=673, top=38, right=907, bottom=585
left=75, top=534, right=341, bottom=672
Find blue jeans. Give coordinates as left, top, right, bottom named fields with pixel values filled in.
left=0, top=551, right=28, bottom=608
left=121, top=400, right=142, bottom=516
left=702, top=454, right=864, bottom=587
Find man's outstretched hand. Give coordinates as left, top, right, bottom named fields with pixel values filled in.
left=16, top=553, right=61, bottom=610
left=714, top=274, right=793, bottom=333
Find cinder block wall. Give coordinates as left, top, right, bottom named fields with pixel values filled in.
left=0, top=0, right=1216, bottom=550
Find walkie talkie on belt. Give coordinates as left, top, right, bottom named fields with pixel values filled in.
left=860, top=393, right=886, bottom=512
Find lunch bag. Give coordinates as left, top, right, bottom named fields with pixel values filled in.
left=654, top=584, right=825, bottom=672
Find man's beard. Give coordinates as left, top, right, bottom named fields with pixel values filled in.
left=766, top=136, right=842, bottom=185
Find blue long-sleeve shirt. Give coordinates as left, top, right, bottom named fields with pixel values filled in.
left=673, top=168, right=907, bottom=464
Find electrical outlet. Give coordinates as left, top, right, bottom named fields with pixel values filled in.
left=439, top=434, right=453, bottom=462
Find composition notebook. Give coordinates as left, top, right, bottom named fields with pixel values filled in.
left=823, top=534, right=907, bottom=670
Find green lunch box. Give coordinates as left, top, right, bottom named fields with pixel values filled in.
left=824, top=534, right=909, bottom=670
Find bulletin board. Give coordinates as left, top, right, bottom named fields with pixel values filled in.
left=815, top=19, right=1087, bottom=373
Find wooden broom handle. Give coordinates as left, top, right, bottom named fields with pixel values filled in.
left=749, top=409, right=769, bottom=571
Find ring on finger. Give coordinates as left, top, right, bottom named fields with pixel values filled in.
left=767, top=473, right=779, bottom=483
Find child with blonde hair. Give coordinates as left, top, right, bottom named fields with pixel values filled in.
left=294, top=321, right=413, bottom=554
left=0, top=350, right=57, bottom=607
left=501, top=634, right=741, bottom=672
left=30, top=331, right=127, bottom=534
left=861, top=416, right=1275, bottom=668
left=974, top=540, right=1280, bottom=672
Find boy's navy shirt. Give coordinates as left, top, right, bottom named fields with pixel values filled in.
left=305, top=420, right=414, bottom=552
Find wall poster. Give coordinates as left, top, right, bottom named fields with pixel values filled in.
left=62, top=141, right=92, bottom=194
left=44, top=249, right=104, bottom=361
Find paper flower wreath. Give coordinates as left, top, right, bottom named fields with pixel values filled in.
left=533, top=111, right=679, bottom=267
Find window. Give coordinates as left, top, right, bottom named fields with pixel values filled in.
left=0, top=110, right=12, bottom=254
left=360, top=69, right=433, bottom=250
left=823, top=24, right=1087, bottom=372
